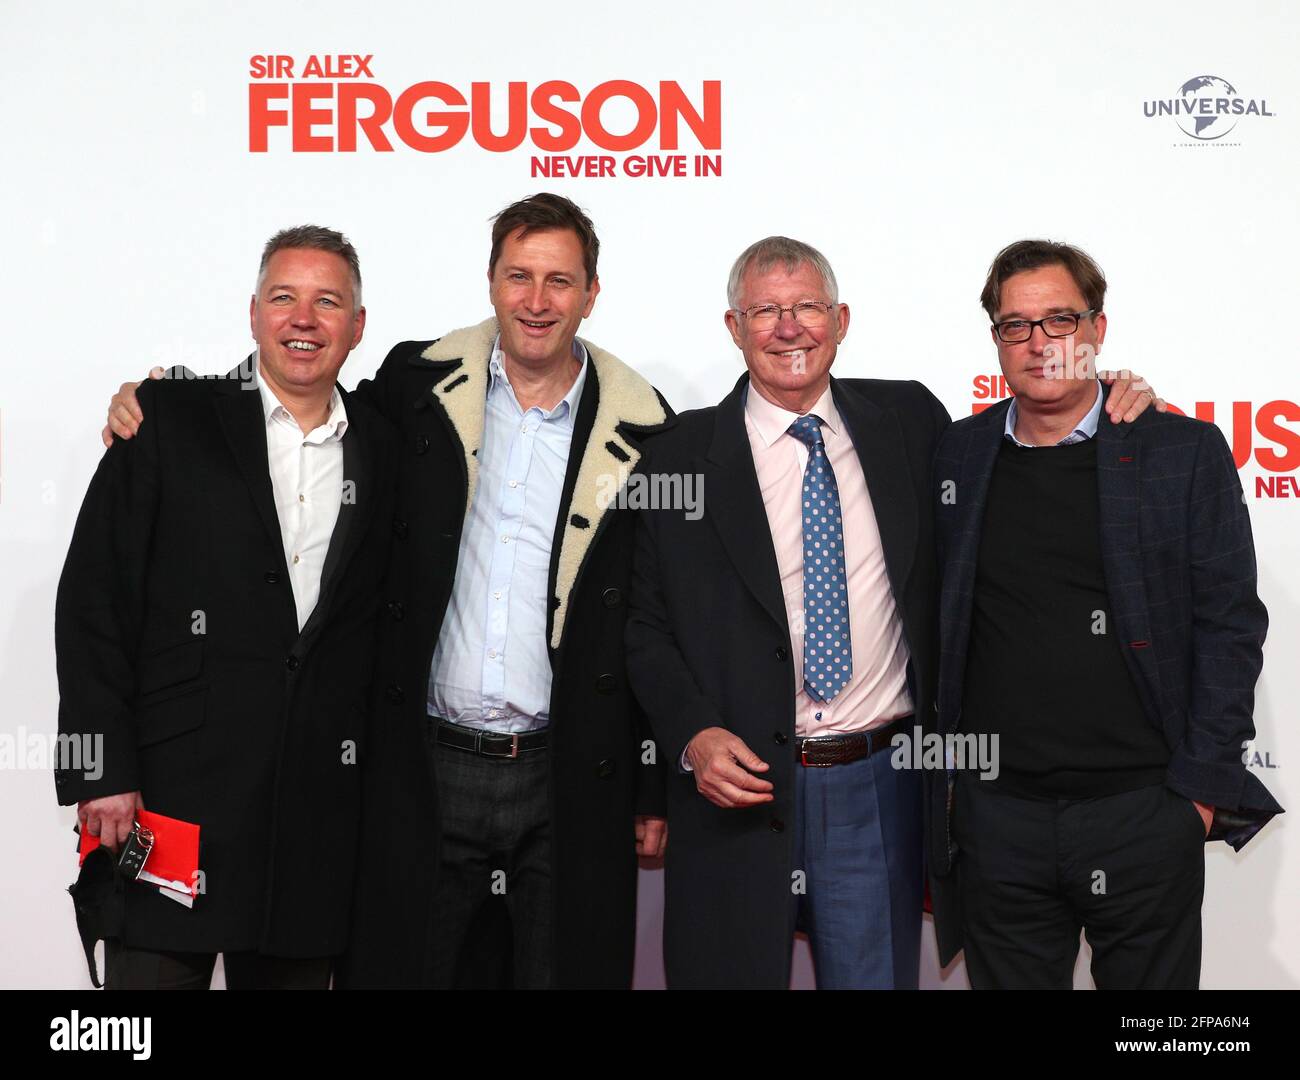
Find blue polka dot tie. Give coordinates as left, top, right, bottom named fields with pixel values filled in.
left=788, top=415, right=852, bottom=703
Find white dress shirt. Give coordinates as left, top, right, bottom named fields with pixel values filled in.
left=257, top=373, right=348, bottom=631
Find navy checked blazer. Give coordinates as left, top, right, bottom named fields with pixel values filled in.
left=930, top=396, right=1282, bottom=879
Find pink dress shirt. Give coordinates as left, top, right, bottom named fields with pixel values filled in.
left=745, top=382, right=913, bottom=738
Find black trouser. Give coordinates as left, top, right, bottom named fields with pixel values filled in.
left=425, top=722, right=552, bottom=990
left=104, top=942, right=332, bottom=989
left=954, top=774, right=1204, bottom=989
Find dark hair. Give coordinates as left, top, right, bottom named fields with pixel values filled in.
left=258, top=225, right=362, bottom=309
left=979, top=239, right=1106, bottom=321
left=489, top=193, right=599, bottom=285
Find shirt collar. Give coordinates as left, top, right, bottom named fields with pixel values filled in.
left=488, top=334, right=588, bottom=426
left=1004, top=380, right=1103, bottom=448
left=744, top=379, right=842, bottom=449
left=255, top=363, right=348, bottom=443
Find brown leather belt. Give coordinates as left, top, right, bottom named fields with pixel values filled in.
left=796, top=715, right=912, bottom=767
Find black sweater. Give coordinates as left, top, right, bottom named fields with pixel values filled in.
left=960, top=438, right=1168, bottom=799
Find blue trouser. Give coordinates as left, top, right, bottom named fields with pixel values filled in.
left=791, top=748, right=923, bottom=989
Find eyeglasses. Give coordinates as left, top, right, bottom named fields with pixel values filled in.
left=736, top=301, right=836, bottom=331
left=992, top=309, right=1096, bottom=344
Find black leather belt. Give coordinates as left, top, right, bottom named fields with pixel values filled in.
left=433, top=717, right=548, bottom=759
left=796, top=715, right=911, bottom=767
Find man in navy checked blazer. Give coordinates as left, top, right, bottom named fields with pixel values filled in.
left=929, top=240, right=1282, bottom=989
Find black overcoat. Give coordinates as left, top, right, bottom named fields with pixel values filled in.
left=625, top=373, right=949, bottom=987
left=55, top=366, right=397, bottom=957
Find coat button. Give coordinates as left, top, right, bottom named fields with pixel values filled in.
left=769, top=817, right=785, bottom=833
left=387, top=600, right=404, bottom=620
left=773, top=732, right=788, bottom=745
left=414, top=435, right=430, bottom=455
left=775, top=646, right=788, bottom=661
left=285, top=655, right=300, bottom=671
left=392, top=517, right=409, bottom=539
left=596, top=673, right=617, bottom=694
left=386, top=684, right=404, bottom=705
left=596, top=758, right=616, bottom=779
left=601, top=587, right=622, bottom=608
left=265, top=571, right=281, bottom=584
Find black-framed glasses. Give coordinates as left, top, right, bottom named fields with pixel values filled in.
left=992, top=309, right=1096, bottom=343
left=736, top=301, right=836, bottom=331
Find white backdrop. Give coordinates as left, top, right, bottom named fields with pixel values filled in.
left=1, top=0, right=1294, bottom=989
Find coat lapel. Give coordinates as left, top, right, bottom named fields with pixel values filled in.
left=412, top=319, right=497, bottom=517
left=1095, top=417, right=1164, bottom=719
left=546, top=359, right=599, bottom=651
left=833, top=379, right=918, bottom=599
left=701, top=375, right=789, bottom=634
left=296, top=387, right=373, bottom=649
left=547, top=333, right=670, bottom=649
left=213, top=363, right=291, bottom=578
left=939, top=401, right=1006, bottom=728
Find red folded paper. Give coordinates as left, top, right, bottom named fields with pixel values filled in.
left=78, top=809, right=201, bottom=895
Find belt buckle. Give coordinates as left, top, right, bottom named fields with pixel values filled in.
left=800, top=741, right=832, bottom=768
left=472, top=728, right=520, bottom=758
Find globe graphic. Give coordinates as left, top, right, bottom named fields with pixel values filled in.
left=1177, top=75, right=1239, bottom=139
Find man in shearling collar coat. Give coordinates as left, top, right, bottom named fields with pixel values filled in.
left=338, top=196, right=674, bottom=988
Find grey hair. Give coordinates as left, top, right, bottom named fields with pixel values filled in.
left=726, top=236, right=839, bottom=310
left=256, top=224, right=363, bottom=311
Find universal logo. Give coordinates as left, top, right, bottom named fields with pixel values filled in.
left=1144, top=75, right=1275, bottom=146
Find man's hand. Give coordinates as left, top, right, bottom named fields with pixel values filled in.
left=684, top=728, right=774, bottom=809
left=635, top=815, right=668, bottom=858
left=100, top=369, right=164, bottom=447
left=1194, top=800, right=1214, bottom=837
left=77, top=791, right=145, bottom=851
left=1099, top=370, right=1166, bottom=424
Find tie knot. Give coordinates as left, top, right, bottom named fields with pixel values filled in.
left=788, top=414, right=825, bottom=448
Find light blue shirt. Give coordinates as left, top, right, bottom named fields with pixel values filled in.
left=428, top=337, right=588, bottom=732
left=1004, top=380, right=1104, bottom=447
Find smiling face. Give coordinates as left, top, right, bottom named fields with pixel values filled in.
left=250, top=247, right=365, bottom=399
left=489, top=226, right=599, bottom=375
left=993, top=263, right=1106, bottom=412
left=725, top=260, right=849, bottom=413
